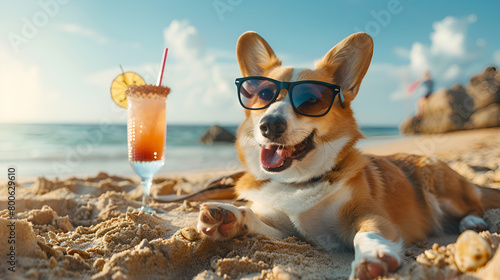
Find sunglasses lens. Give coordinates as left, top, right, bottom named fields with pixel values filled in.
left=292, top=83, right=334, bottom=116
left=239, top=79, right=277, bottom=109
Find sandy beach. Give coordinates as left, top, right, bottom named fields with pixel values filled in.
left=1, top=128, right=500, bottom=280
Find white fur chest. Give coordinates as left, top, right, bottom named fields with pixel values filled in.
left=239, top=179, right=351, bottom=250
left=240, top=180, right=344, bottom=215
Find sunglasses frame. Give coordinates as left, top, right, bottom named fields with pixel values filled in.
left=235, top=76, right=344, bottom=117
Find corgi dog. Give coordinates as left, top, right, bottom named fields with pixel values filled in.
left=196, top=31, right=500, bottom=280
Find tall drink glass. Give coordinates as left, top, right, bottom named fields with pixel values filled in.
left=126, top=85, right=170, bottom=212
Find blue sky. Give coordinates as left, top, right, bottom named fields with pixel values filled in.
left=1, top=0, right=499, bottom=126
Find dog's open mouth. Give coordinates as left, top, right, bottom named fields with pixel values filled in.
left=260, top=132, right=315, bottom=172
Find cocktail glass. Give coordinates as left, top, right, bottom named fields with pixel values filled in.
left=126, top=85, right=170, bottom=213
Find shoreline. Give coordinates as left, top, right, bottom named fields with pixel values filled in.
left=1, top=133, right=402, bottom=184
left=5, top=128, right=499, bottom=187
left=0, top=123, right=399, bottom=183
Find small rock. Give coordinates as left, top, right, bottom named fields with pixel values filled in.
left=210, top=256, right=221, bottom=271
left=200, top=125, right=235, bottom=145
left=137, top=239, right=150, bottom=249
left=416, top=240, right=429, bottom=248
left=455, top=230, right=492, bottom=272
left=181, top=227, right=200, bottom=241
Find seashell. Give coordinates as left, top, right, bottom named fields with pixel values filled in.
left=454, top=230, right=492, bottom=272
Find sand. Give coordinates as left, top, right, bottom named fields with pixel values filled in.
left=1, top=128, right=500, bottom=279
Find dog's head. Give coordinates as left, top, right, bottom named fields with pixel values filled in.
left=235, top=32, right=373, bottom=183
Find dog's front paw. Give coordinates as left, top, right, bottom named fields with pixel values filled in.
left=350, top=232, right=402, bottom=280
left=197, top=203, right=249, bottom=240
left=351, top=249, right=400, bottom=280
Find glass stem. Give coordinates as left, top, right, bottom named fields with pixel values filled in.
left=141, top=178, right=153, bottom=207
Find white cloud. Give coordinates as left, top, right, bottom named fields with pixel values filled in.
left=409, top=42, right=430, bottom=73
left=442, top=64, right=460, bottom=81
left=477, top=38, right=486, bottom=47
left=393, top=46, right=410, bottom=58
left=388, top=14, right=485, bottom=101
left=430, top=16, right=468, bottom=56
left=0, top=47, right=60, bottom=123
left=495, top=50, right=500, bottom=66
left=160, top=20, right=241, bottom=122
left=60, top=24, right=109, bottom=44
left=164, top=20, right=205, bottom=60
left=468, top=14, right=477, bottom=23
left=85, top=20, right=242, bottom=124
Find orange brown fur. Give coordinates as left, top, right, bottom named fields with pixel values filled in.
left=199, top=31, right=500, bottom=280
left=233, top=31, right=500, bottom=246
left=235, top=140, right=495, bottom=245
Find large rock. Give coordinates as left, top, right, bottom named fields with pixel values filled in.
left=400, top=85, right=474, bottom=134
left=468, top=67, right=500, bottom=110
left=200, top=125, right=236, bottom=145
left=400, top=67, right=500, bottom=134
left=469, top=103, right=500, bottom=129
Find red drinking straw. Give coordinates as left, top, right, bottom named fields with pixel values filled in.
left=156, top=48, right=168, bottom=86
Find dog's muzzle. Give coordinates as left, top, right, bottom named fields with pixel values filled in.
left=259, top=115, right=287, bottom=141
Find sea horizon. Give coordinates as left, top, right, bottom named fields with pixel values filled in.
left=0, top=123, right=401, bottom=181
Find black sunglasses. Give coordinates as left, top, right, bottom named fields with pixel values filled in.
left=235, top=76, right=344, bottom=117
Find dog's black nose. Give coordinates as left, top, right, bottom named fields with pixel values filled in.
left=260, top=116, right=287, bottom=140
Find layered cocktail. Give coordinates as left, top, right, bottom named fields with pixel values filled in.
left=126, top=84, right=170, bottom=212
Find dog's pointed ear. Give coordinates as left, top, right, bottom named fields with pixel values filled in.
left=315, top=32, right=373, bottom=102
left=237, top=31, right=281, bottom=77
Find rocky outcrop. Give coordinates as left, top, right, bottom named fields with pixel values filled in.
left=200, top=125, right=236, bottom=145
left=400, top=67, right=500, bottom=134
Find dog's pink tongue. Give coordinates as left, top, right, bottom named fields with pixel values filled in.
left=261, top=145, right=284, bottom=169
left=260, top=145, right=292, bottom=169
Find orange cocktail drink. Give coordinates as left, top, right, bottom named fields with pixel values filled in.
left=126, top=84, right=170, bottom=211
left=127, top=90, right=167, bottom=162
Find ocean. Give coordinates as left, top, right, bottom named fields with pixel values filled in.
left=0, top=124, right=400, bottom=180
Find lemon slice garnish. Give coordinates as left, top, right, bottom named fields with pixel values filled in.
left=110, top=72, right=146, bottom=108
